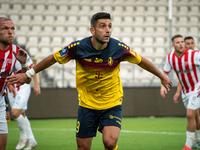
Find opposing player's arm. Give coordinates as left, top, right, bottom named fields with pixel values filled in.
left=137, top=56, right=172, bottom=90
left=6, top=54, right=57, bottom=85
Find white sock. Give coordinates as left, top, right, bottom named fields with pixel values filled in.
left=24, top=116, right=36, bottom=143
left=197, top=130, right=200, bottom=140
left=186, top=131, right=195, bottom=148
left=15, top=114, right=27, bottom=139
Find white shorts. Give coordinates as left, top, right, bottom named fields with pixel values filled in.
left=0, top=97, right=8, bottom=134
left=7, top=84, right=31, bottom=113
left=182, top=90, right=200, bottom=110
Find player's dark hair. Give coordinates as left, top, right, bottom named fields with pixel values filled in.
left=184, top=36, right=194, bottom=42
left=171, top=34, right=183, bottom=42
left=90, top=12, right=111, bottom=28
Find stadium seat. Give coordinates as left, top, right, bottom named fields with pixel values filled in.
left=20, top=3, right=34, bottom=14
left=27, top=46, right=39, bottom=57
left=31, top=13, right=43, bottom=24
left=9, top=3, right=22, bottom=14
left=9, top=13, right=20, bottom=24
left=16, top=35, right=27, bottom=46
left=132, top=36, right=143, bottom=47
left=34, top=3, right=45, bottom=14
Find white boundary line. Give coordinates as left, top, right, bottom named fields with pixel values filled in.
left=9, top=128, right=185, bottom=135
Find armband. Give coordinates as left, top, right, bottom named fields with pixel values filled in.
left=25, top=68, right=36, bottom=78
left=21, top=63, right=28, bottom=68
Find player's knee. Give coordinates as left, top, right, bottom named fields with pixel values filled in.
left=77, top=144, right=91, bottom=150
left=11, top=110, right=20, bottom=119
left=103, top=139, right=116, bottom=150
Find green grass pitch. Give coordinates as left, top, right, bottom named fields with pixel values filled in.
left=7, top=117, right=187, bottom=150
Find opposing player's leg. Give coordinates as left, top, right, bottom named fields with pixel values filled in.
left=192, top=109, right=200, bottom=148
left=185, top=108, right=196, bottom=148
left=23, top=114, right=37, bottom=150
left=183, top=91, right=200, bottom=149
left=12, top=109, right=28, bottom=150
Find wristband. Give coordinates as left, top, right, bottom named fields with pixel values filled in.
left=21, top=63, right=28, bottom=68
left=26, top=68, right=36, bottom=78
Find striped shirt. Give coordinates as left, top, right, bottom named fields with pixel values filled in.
left=0, top=44, right=22, bottom=97
left=163, top=49, right=200, bottom=94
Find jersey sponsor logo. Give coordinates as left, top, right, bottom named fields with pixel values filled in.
left=94, top=58, right=103, bottom=63
left=59, top=47, right=68, bottom=56
left=84, top=58, right=92, bottom=62
left=108, top=57, right=113, bottom=66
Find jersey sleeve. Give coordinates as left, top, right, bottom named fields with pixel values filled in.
left=26, top=53, right=34, bottom=68
left=194, top=51, right=200, bottom=66
left=54, top=43, right=77, bottom=64
left=163, top=55, right=171, bottom=73
left=121, top=44, right=141, bottom=64
left=13, top=60, right=22, bottom=73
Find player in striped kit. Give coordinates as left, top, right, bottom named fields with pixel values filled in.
left=0, top=17, right=30, bottom=150
left=6, top=53, right=40, bottom=150
left=160, top=34, right=200, bottom=150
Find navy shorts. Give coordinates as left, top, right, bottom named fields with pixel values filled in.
left=76, top=105, right=122, bottom=137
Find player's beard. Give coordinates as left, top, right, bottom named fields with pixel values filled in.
left=0, top=38, right=14, bottom=46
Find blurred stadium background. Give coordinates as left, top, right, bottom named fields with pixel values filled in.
left=0, top=0, right=199, bottom=88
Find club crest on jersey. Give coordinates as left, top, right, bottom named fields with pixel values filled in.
left=59, top=47, right=68, bottom=56
left=108, top=57, right=113, bottom=66
left=6, top=59, right=12, bottom=64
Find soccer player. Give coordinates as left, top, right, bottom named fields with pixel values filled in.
left=0, top=17, right=30, bottom=150
left=6, top=55, right=40, bottom=150
left=7, top=12, right=172, bottom=150
left=173, top=36, right=200, bottom=148
left=160, top=34, right=200, bottom=150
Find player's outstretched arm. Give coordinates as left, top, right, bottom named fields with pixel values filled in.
left=137, top=56, right=172, bottom=91
left=7, top=54, right=57, bottom=85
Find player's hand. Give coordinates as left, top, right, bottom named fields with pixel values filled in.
left=161, top=75, right=173, bottom=92
left=13, top=46, right=27, bottom=64
left=7, top=84, right=16, bottom=97
left=6, top=73, right=31, bottom=86
left=160, top=85, right=168, bottom=98
left=34, top=84, right=41, bottom=96
left=173, top=93, right=179, bottom=103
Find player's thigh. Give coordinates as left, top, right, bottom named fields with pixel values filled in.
left=76, top=106, right=99, bottom=138
left=11, top=87, right=31, bottom=111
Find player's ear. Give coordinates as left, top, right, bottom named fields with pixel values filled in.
left=90, top=27, right=95, bottom=35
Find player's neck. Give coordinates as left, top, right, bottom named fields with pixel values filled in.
left=0, top=43, right=10, bottom=51
left=91, top=37, right=108, bottom=50
left=175, top=51, right=184, bottom=58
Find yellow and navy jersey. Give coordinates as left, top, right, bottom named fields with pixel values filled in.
left=54, top=37, right=141, bottom=110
